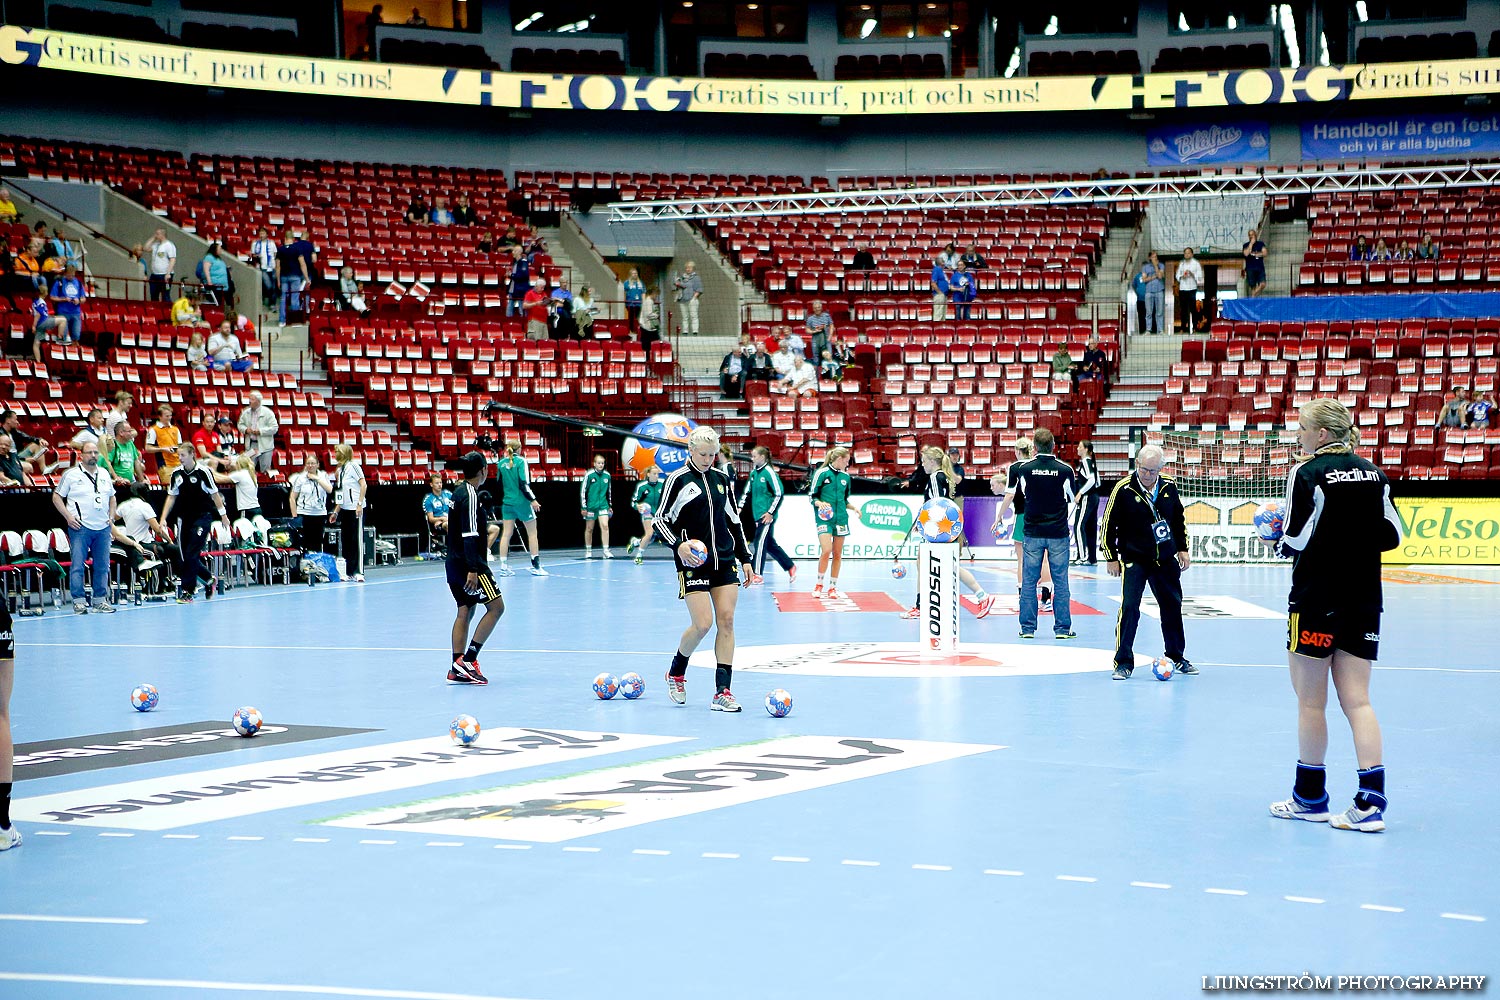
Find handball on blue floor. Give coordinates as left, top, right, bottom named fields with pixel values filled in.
left=765, top=688, right=793, bottom=718
left=890, top=561, right=907, bottom=579
left=130, top=684, right=159, bottom=712
left=816, top=502, right=834, bottom=521
left=231, top=706, right=263, bottom=737
left=593, top=673, right=620, bottom=699
left=1151, top=657, right=1175, bottom=681
left=619, top=672, right=645, bottom=699
left=1252, top=500, right=1285, bottom=542
left=917, top=497, right=964, bottom=543
left=683, top=539, right=708, bottom=567
left=449, top=714, right=482, bottom=745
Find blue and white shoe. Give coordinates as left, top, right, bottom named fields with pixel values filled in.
left=1269, top=797, right=1331, bottom=823
left=0, top=825, right=20, bottom=851
left=1329, top=803, right=1385, bottom=833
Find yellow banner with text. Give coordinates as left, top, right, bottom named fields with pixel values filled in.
left=1386, top=498, right=1500, bottom=565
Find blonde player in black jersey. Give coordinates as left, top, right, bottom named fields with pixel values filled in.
left=1270, top=399, right=1403, bottom=833
left=900, top=446, right=996, bottom=618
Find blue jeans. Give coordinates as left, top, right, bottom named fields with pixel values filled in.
left=1144, top=292, right=1164, bottom=333
left=69, top=525, right=113, bottom=601
left=1020, top=534, right=1071, bottom=634
left=62, top=312, right=82, bottom=342
left=279, top=277, right=305, bottom=323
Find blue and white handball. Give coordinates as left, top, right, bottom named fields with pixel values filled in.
left=593, top=673, right=620, bottom=699
left=619, top=672, right=645, bottom=699
left=1252, top=500, right=1285, bottom=542
left=917, top=497, right=964, bottom=543
left=450, top=714, right=482, bottom=745
left=890, top=561, right=907, bottom=579
left=231, top=706, right=263, bottom=737
left=684, top=540, right=709, bottom=568
left=991, top=518, right=1010, bottom=543
left=621, top=412, right=698, bottom=478
left=130, top=684, right=159, bottom=712
left=1151, top=657, right=1175, bottom=681
left=816, top=502, right=834, bottom=522
left=765, top=688, right=793, bottom=718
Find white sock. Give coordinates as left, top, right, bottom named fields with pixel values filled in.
left=829, top=578, right=838, bottom=589
left=817, top=574, right=826, bottom=586
left=973, top=590, right=988, bottom=601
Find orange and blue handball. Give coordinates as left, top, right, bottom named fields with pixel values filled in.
left=1253, top=500, right=1285, bottom=542
left=593, top=673, right=620, bottom=699
left=619, top=672, right=645, bottom=699
left=765, top=688, right=793, bottom=718
left=917, top=497, right=964, bottom=543
left=231, top=706, right=263, bottom=737
left=130, top=684, right=159, bottom=712
left=449, top=714, right=481, bottom=745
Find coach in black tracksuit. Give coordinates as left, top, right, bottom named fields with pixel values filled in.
left=1100, top=444, right=1194, bottom=680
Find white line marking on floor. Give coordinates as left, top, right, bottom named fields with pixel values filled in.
left=912, top=864, right=952, bottom=871
left=227, top=836, right=264, bottom=842
left=1056, top=875, right=1097, bottom=883
left=1206, top=888, right=1249, bottom=896
left=97, top=832, right=134, bottom=838
left=293, top=838, right=330, bottom=844
left=1440, top=913, right=1486, bottom=922
left=562, top=846, right=601, bottom=853
left=162, top=834, right=199, bottom=840
left=1284, top=896, right=1325, bottom=904
left=425, top=842, right=464, bottom=848
left=493, top=844, right=531, bottom=851
left=0, top=915, right=147, bottom=926
left=702, top=852, right=739, bottom=859
left=1131, top=881, right=1172, bottom=890
left=1360, top=904, right=1404, bottom=913
left=0, top=972, right=545, bottom=999
left=1197, top=660, right=1500, bottom=675
left=984, top=869, right=1024, bottom=877
left=842, top=859, right=879, bottom=867
left=31, top=830, right=70, bottom=837
left=771, top=856, right=810, bottom=863
left=359, top=840, right=397, bottom=846
left=632, top=849, right=670, bottom=856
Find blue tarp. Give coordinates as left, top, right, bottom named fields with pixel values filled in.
left=1222, top=293, right=1500, bottom=323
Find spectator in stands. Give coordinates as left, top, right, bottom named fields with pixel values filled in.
left=331, top=443, right=368, bottom=583
left=104, top=392, right=133, bottom=437
left=102, top=421, right=143, bottom=485
left=1394, top=239, right=1416, bottom=261
left=0, top=236, right=22, bottom=311
left=637, top=284, right=660, bottom=349
left=805, top=298, right=834, bottom=363
left=1174, top=247, right=1203, bottom=333
left=782, top=326, right=807, bottom=359
left=0, top=410, right=46, bottom=477
left=523, top=277, right=548, bottom=340
left=770, top=339, right=795, bottom=384
left=784, top=355, right=818, bottom=399
left=191, top=411, right=222, bottom=466
left=14, top=242, right=44, bottom=295
left=250, top=226, right=278, bottom=310
left=288, top=454, right=331, bottom=555
left=198, top=243, right=233, bottom=306
left=939, top=243, right=961, bottom=270
left=499, top=226, right=522, bottom=248
left=0, top=186, right=16, bottom=223
left=214, top=416, right=239, bottom=457
left=1052, top=344, right=1077, bottom=381
left=572, top=285, right=599, bottom=338
left=48, top=229, right=84, bottom=272
left=69, top=408, right=108, bottom=452
left=1243, top=229, right=1267, bottom=296
left=1139, top=252, right=1166, bottom=335
left=145, top=227, right=176, bottom=303
left=276, top=228, right=317, bottom=325
left=1079, top=336, right=1108, bottom=383
left=404, top=193, right=429, bottom=225
left=930, top=255, right=950, bottom=322
left=336, top=266, right=370, bottom=315
left=213, top=454, right=261, bottom=522
left=452, top=195, right=477, bottom=226
left=849, top=243, right=876, bottom=271
left=1437, top=388, right=1471, bottom=430
left=1349, top=235, right=1371, bottom=262
left=430, top=197, right=454, bottom=226
left=477, top=231, right=496, bottom=253
left=239, top=391, right=278, bottom=474
left=961, top=243, right=987, bottom=270
left=144, top=403, right=182, bottom=480
left=1417, top=233, right=1439, bottom=260
left=52, top=438, right=117, bottom=614
left=949, top=261, right=975, bottom=320
left=1370, top=238, right=1393, bottom=262
left=674, top=261, right=703, bottom=336
left=1470, top=390, right=1493, bottom=430
left=746, top=341, right=773, bottom=381
left=507, top=245, right=532, bottom=317
left=30, top=295, right=69, bottom=362
left=405, top=7, right=427, bottom=26
left=719, top=344, right=747, bottom=400
left=624, top=267, right=644, bottom=332
left=48, top=263, right=85, bottom=344
left=548, top=278, right=576, bottom=339
left=172, top=290, right=208, bottom=329
left=185, top=330, right=208, bottom=371
left=0, top=434, right=28, bottom=488
left=208, top=319, right=253, bottom=373
left=423, top=471, right=452, bottom=538
left=363, top=4, right=384, bottom=54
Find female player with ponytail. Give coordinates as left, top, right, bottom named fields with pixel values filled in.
left=495, top=440, right=546, bottom=576
left=1270, top=399, right=1403, bottom=833
left=810, top=446, right=857, bottom=599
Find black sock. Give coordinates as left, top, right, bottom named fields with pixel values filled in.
left=0, top=782, right=10, bottom=829
left=1293, top=761, right=1328, bottom=807
left=668, top=650, right=689, bottom=678
left=531, top=555, right=540, bottom=568
left=1355, top=765, right=1387, bottom=811
left=715, top=663, right=732, bottom=694
left=464, top=640, right=484, bottom=663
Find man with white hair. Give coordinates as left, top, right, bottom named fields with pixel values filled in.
left=1100, top=444, right=1194, bottom=680
left=673, top=261, right=703, bottom=335
left=238, top=391, right=279, bottom=474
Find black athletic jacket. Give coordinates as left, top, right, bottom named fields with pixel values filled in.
left=1100, top=472, right=1188, bottom=566
left=655, top=463, right=752, bottom=570
left=1281, top=449, right=1402, bottom=611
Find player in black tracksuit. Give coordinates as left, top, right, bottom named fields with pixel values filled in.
left=1073, top=441, right=1101, bottom=564
left=1270, top=400, right=1403, bottom=833
left=654, top=428, right=754, bottom=713
left=445, top=452, right=504, bottom=686
left=0, top=602, right=17, bottom=851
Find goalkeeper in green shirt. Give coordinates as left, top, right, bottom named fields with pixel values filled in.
left=580, top=453, right=614, bottom=558
left=626, top=465, right=664, bottom=565
left=740, top=444, right=796, bottom=585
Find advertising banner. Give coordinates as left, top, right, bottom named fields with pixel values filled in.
left=774, top=495, right=1008, bottom=561
left=918, top=542, right=961, bottom=651
left=1386, top=498, right=1500, bottom=565
left=8, top=27, right=1500, bottom=116
left=1180, top=495, right=1285, bottom=564
left=1150, top=193, right=1265, bottom=253
left=1301, top=112, right=1500, bottom=159
left=1147, top=121, right=1270, bottom=165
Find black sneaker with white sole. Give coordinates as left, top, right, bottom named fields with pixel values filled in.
left=1111, top=664, right=1133, bottom=680
left=1175, top=659, right=1199, bottom=675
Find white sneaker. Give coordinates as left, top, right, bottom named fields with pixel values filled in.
left=529, top=564, right=549, bottom=576
left=91, top=600, right=117, bottom=614
left=72, top=600, right=88, bottom=614
left=825, top=586, right=843, bottom=600
left=496, top=563, right=515, bottom=577
left=602, top=549, right=614, bottom=559
left=0, top=825, right=20, bottom=851
left=1329, top=802, right=1386, bottom=833
left=711, top=690, right=742, bottom=713
left=584, top=550, right=593, bottom=559
left=1269, top=797, right=1331, bottom=823
left=352, top=574, right=365, bottom=583
left=138, top=559, right=162, bottom=572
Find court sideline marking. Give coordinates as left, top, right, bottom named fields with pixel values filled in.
left=0, top=974, right=545, bottom=1000
left=0, top=914, right=147, bottom=925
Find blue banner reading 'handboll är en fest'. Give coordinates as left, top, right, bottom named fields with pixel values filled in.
left=1147, top=121, right=1270, bottom=166
left=1301, top=112, right=1500, bottom=159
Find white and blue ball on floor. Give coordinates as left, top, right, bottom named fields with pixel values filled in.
left=231, top=706, right=263, bottom=737
left=1151, top=657, right=1174, bottom=681
left=619, top=672, right=645, bottom=699
left=593, top=673, right=620, bottom=699
left=449, top=714, right=481, bottom=745
left=765, top=688, right=793, bottom=717
left=130, top=684, right=159, bottom=712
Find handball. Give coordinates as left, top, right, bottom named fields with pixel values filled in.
left=1252, top=500, right=1285, bottom=542
left=683, top=540, right=709, bottom=567
left=917, top=497, right=964, bottom=543
left=130, top=684, right=159, bottom=712
left=619, top=672, right=645, bottom=699
left=593, top=673, right=620, bottom=699
left=816, top=502, right=834, bottom=521
left=450, top=714, right=482, bottom=745
left=231, top=707, right=263, bottom=737
left=891, top=561, right=907, bottom=579
left=765, top=688, right=793, bottom=718
left=622, top=413, right=697, bottom=478
left=992, top=519, right=1009, bottom=543
left=1151, top=657, right=1175, bottom=681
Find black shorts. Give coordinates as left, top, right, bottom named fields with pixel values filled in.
left=447, top=561, right=502, bottom=608
left=677, top=563, right=740, bottom=598
left=1287, top=606, right=1381, bottom=661
left=1, top=602, right=12, bottom=658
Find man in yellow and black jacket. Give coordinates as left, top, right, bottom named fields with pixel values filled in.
left=1100, top=444, right=1194, bottom=680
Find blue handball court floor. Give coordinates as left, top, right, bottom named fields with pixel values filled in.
left=1, top=553, right=1495, bottom=1000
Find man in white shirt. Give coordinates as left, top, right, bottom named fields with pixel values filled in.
left=249, top=225, right=279, bottom=310
left=238, top=391, right=279, bottom=473
left=51, top=440, right=117, bottom=614
left=1175, top=247, right=1205, bottom=334
left=771, top=342, right=796, bottom=384
left=207, top=320, right=251, bottom=373
left=146, top=227, right=177, bottom=303
left=784, top=355, right=818, bottom=399
left=113, top=482, right=176, bottom=587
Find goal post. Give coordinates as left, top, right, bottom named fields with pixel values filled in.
left=1146, top=428, right=1291, bottom=564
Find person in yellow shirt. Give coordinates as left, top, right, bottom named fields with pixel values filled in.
left=171, top=290, right=208, bottom=328
left=0, top=186, right=17, bottom=223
